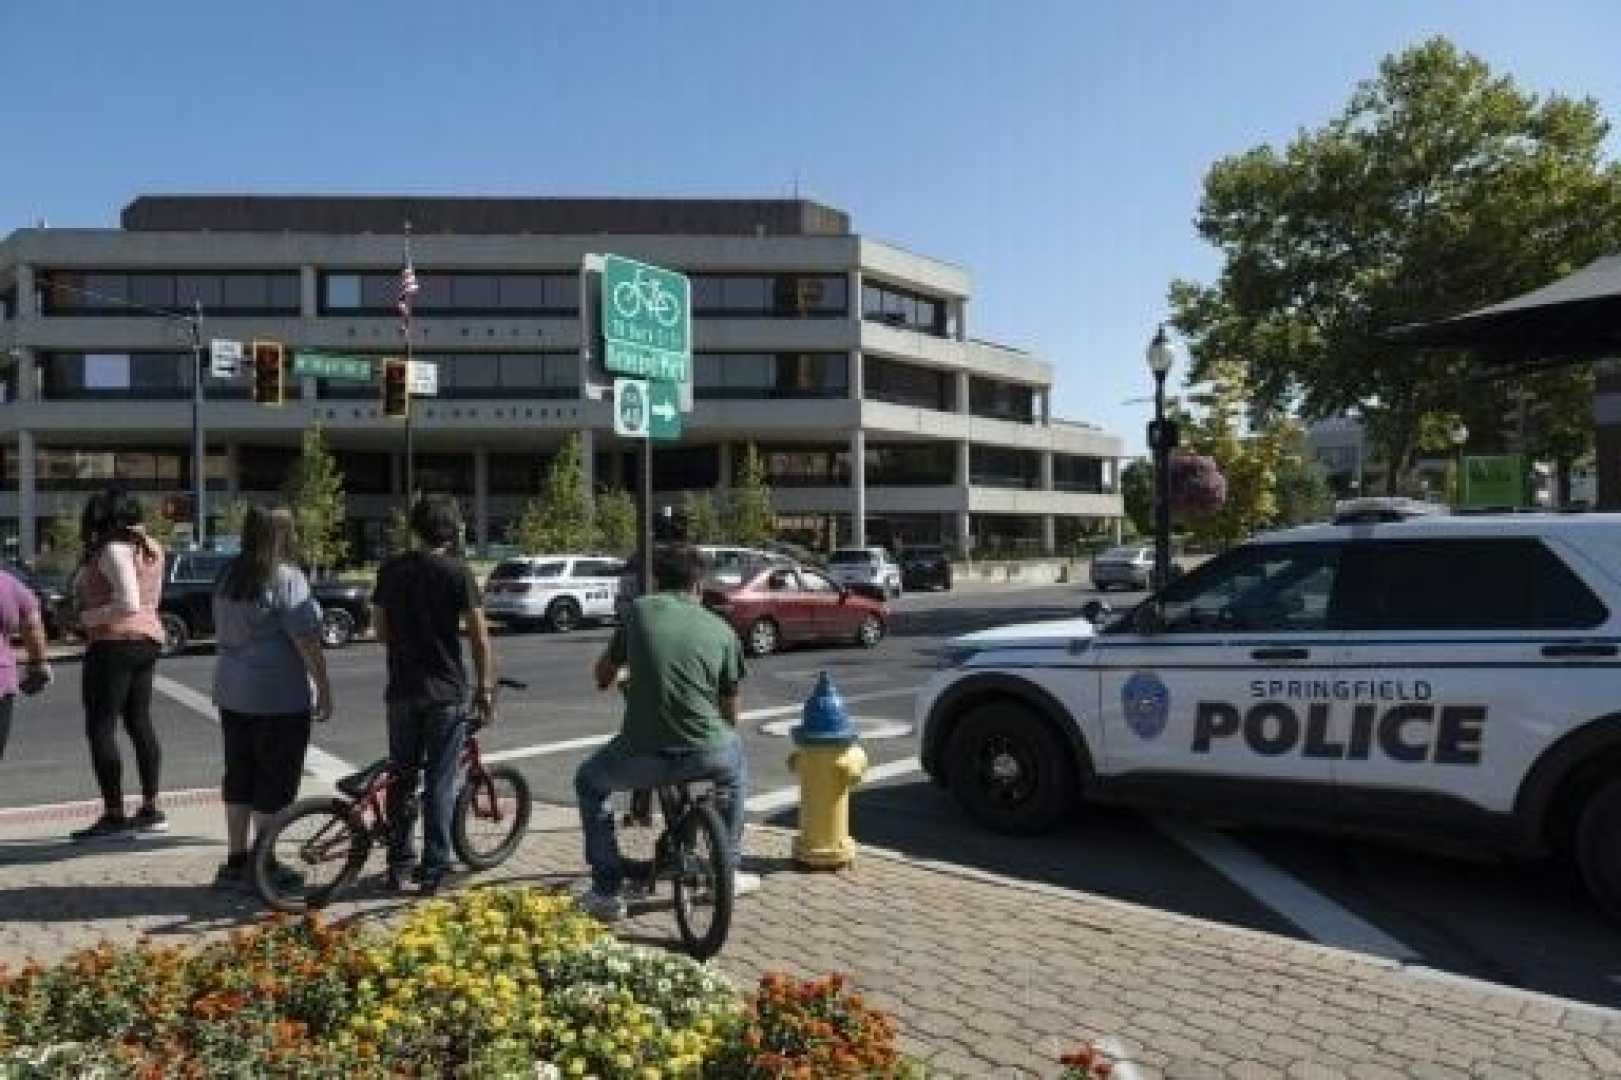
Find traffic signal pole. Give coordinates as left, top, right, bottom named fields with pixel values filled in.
left=641, top=442, right=654, bottom=600
left=189, top=301, right=207, bottom=547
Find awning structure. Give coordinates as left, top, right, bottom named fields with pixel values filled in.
left=1388, top=254, right=1621, bottom=362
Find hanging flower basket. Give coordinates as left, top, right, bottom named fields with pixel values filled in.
left=1170, top=453, right=1227, bottom=517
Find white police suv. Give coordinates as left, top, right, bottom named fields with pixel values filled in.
left=482, top=555, right=624, bottom=632
left=918, top=503, right=1621, bottom=917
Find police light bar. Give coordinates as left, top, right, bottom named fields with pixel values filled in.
left=1332, top=497, right=1448, bottom=525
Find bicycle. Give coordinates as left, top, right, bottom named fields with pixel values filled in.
left=253, top=678, right=532, bottom=913
left=613, top=781, right=735, bottom=960
left=611, top=267, right=682, bottom=328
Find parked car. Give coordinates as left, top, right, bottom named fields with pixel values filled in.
left=157, top=551, right=371, bottom=656
left=826, top=546, right=903, bottom=600
left=704, top=562, right=887, bottom=657
left=899, top=545, right=953, bottom=592
left=695, top=545, right=785, bottom=587
left=2, top=561, right=71, bottom=640
left=483, top=554, right=625, bottom=633
left=1090, top=545, right=1154, bottom=591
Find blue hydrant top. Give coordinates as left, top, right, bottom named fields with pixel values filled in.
left=793, top=671, right=860, bottom=746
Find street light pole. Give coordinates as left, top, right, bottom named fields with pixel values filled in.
left=1146, top=325, right=1177, bottom=590
left=189, top=301, right=207, bottom=548
left=1451, top=422, right=1470, bottom=508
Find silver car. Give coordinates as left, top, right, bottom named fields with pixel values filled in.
left=1090, top=545, right=1154, bottom=591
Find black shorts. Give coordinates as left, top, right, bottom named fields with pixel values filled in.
left=220, top=708, right=312, bottom=813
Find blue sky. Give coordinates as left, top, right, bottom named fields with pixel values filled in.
left=3, top=1, right=1618, bottom=452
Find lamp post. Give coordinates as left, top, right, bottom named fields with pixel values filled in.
left=1450, top=422, right=1469, bottom=508
left=1145, top=325, right=1178, bottom=589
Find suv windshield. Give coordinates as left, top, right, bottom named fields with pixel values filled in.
left=829, top=551, right=876, bottom=565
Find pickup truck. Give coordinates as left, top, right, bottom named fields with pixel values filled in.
left=156, top=551, right=371, bottom=657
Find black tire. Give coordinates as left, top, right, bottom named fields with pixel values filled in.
left=452, top=766, right=532, bottom=870
left=546, top=597, right=582, bottom=633
left=159, top=612, right=189, bottom=658
left=253, top=798, right=370, bottom=913
left=671, top=803, right=734, bottom=960
left=946, top=703, right=1077, bottom=835
left=1576, top=778, right=1621, bottom=921
left=745, top=617, right=780, bottom=657
left=855, top=613, right=885, bottom=649
left=320, top=607, right=356, bottom=649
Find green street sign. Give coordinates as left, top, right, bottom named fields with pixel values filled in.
left=601, top=254, right=690, bottom=383
left=294, top=352, right=374, bottom=382
left=649, top=379, right=682, bottom=442
left=1461, top=454, right=1526, bottom=507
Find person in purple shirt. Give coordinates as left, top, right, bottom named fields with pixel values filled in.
left=0, top=566, right=53, bottom=760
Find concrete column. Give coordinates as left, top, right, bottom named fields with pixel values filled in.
left=1041, top=450, right=1055, bottom=491
left=956, top=512, right=972, bottom=557
left=848, top=349, right=863, bottom=402
left=13, top=347, right=35, bottom=402
left=15, top=263, right=34, bottom=318
left=18, top=428, right=36, bottom=562
left=300, top=265, right=318, bottom=316
left=849, top=428, right=866, bottom=547
left=847, top=268, right=863, bottom=403
left=1113, top=517, right=1124, bottom=544
left=224, top=442, right=241, bottom=499
left=717, top=441, right=733, bottom=489
left=578, top=428, right=596, bottom=494
left=1041, top=515, right=1056, bottom=556
left=1041, top=388, right=1052, bottom=426
left=955, top=370, right=971, bottom=415
left=473, top=446, right=490, bottom=552
left=955, top=439, right=971, bottom=486
left=955, top=298, right=968, bottom=342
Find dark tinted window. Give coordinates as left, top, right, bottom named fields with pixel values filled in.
left=1336, top=538, right=1607, bottom=630
left=1147, top=543, right=1342, bottom=634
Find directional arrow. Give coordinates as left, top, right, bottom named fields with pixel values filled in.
left=652, top=400, right=677, bottom=422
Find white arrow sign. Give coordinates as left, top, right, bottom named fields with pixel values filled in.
left=209, top=339, right=243, bottom=378
left=652, top=399, right=678, bottom=422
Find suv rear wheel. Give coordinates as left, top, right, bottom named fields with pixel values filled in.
left=545, top=597, right=582, bottom=633
left=1576, top=777, right=1621, bottom=921
left=946, top=702, right=1077, bottom=835
left=321, top=608, right=356, bottom=649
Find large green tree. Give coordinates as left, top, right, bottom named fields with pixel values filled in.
left=725, top=444, right=776, bottom=547
left=1179, top=359, right=1285, bottom=548
left=682, top=491, right=724, bottom=545
left=513, top=435, right=595, bottom=553
left=1271, top=429, right=1336, bottom=526
left=595, top=488, right=637, bottom=557
left=1170, top=38, right=1621, bottom=493
left=1121, top=459, right=1154, bottom=538
left=283, top=426, right=349, bottom=575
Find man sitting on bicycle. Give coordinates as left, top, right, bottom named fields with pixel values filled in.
left=575, top=545, right=759, bottom=921
left=371, top=496, right=497, bottom=896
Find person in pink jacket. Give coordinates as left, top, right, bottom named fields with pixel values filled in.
left=71, top=487, right=167, bottom=842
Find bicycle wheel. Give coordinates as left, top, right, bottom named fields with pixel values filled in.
left=253, top=798, right=370, bottom=914
left=670, top=802, right=733, bottom=960
left=612, top=279, right=641, bottom=318
left=452, top=765, right=532, bottom=870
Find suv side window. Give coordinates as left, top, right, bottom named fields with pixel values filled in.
left=1151, top=543, right=1343, bottom=634
left=573, top=559, right=621, bottom=579
left=1335, top=538, right=1608, bottom=630
left=175, top=554, right=230, bottom=584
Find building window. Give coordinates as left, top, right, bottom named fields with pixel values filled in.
left=739, top=445, right=851, bottom=488
left=970, top=446, right=1041, bottom=489
left=864, top=357, right=953, bottom=412
left=40, top=352, right=259, bottom=401
left=689, top=274, right=847, bottom=318
left=866, top=443, right=955, bottom=486
left=40, top=271, right=300, bottom=316
left=969, top=377, right=1035, bottom=423
left=490, top=453, right=543, bottom=496
left=315, top=352, right=578, bottom=400
left=333, top=452, right=391, bottom=495
left=319, top=271, right=576, bottom=315
left=692, top=352, right=847, bottom=400
left=861, top=279, right=949, bottom=336
left=28, top=447, right=224, bottom=492
left=239, top=447, right=299, bottom=491
left=653, top=447, right=720, bottom=491
left=1054, top=454, right=1105, bottom=493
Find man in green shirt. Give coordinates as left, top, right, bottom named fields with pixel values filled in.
left=574, top=545, right=757, bottom=921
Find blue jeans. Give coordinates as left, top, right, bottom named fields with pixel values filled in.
left=386, top=699, right=467, bottom=876
left=574, top=732, right=747, bottom=895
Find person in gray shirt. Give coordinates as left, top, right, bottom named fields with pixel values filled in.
left=209, top=506, right=333, bottom=891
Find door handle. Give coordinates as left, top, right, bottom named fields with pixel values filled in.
left=1541, top=643, right=1619, bottom=658
left=1251, top=647, right=1309, bottom=661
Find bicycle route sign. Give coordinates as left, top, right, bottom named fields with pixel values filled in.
left=614, top=378, right=650, bottom=438
left=601, top=254, right=690, bottom=384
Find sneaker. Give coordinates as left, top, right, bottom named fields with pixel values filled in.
left=130, top=806, right=169, bottom=834
left=70, top=814, right=133, bottom=843
left=733, top=870, right=763, bottom=898
left=211, top=858, right=251, bottom=893
left=416, top=868, right=448, bottom=898
left=574, top=885, right=627, bottom=923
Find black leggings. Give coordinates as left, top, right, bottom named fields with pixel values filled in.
left=82, top=639, right=162, bottom=810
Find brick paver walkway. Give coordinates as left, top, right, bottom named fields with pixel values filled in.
left=2, top=800, right=1618, bottom=1078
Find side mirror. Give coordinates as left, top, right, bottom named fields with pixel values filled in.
left=1130, top=601, right=1165, bottom=636
left=1080, top=599, right=1113, bottom=625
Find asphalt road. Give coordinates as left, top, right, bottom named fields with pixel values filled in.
left=5, top=583, right=1621, bottom=1011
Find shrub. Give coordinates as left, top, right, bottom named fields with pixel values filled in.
left=707, top=973, right=920, bottom=1079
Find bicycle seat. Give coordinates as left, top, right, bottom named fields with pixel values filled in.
left=336, top=759, right=391, bottom=799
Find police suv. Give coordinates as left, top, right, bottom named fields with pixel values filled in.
left=917, top=501, right=1621, bottom=917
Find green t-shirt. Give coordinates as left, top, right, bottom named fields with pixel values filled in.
left=608, top=592, right=746, bottom=752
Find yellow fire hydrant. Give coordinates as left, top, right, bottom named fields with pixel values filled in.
left=788, top=671, right=868, bottom=870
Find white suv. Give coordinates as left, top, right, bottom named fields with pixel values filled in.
left=917, top=510, right=1621, bottom=918
left=827, top=546, right=903, bottom=599
left=482, top=555, right=625, bottom=632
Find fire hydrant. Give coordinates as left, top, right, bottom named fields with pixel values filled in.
left=788, top=671, right=868, bottom=870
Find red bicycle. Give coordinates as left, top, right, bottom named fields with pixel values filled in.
left=253, top=679, right=532, bottom=913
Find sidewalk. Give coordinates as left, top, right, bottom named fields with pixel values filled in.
left=2, top=799, right=1618, bottom=1078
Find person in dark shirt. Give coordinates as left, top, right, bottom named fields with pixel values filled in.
left=371, top=496, right=496, bottom=894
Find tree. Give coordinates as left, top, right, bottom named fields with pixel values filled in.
left=595, top=488, right=638, bottom=557
left=1523, top=367, right=1596, bottom=504
left=218, top=499, right=251, bottom=538
left=724, top=444, right=775, bottom=547
left=139, top=498, right=178, bottom=548
left=1170, top=38, right=1621, bottom=493
left=37, top=517, right=82, bottom=576
left=1272, top=433, right=1336, bottom=526
left=682, top=491, right=723, bottom=544
left=385, top=505, right=415, bottom=557
left=513, top=434, right=595, bottom=553
left=1120, top=459, right=1155, bottom=537
left=1178, top=359, right=1283, bottom=549
left=283, top=426, right=349, bottom=576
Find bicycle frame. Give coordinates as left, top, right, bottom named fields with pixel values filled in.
left=338, top=728, right=498, bottom=844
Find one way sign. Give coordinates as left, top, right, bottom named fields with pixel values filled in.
left=648, top=379, right=682, bottom=442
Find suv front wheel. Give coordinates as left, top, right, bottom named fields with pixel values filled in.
left=946, top=702, right=1076, bottom=835
left=1576, top=777, right=1621, bottom=921
left=159, top=612, right=190, bottom=658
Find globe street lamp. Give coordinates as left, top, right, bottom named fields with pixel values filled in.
left=1145, top=325, right=1178, bottom=589
left=1451, top=422, right=1469, bottom=508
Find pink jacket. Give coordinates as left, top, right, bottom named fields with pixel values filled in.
left=77, top=535, right=165, bottom=645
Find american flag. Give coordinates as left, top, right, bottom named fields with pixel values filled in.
left=398, top=223, right=419, bottom=328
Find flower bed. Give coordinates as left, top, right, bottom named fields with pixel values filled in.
left=0, top=886, right=1114, bottom=1078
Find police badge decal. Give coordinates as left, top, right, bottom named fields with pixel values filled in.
left=1123, top=671, right=1171, bottom=740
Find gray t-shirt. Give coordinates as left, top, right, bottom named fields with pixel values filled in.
left=211, top=563, right=322, bottom=716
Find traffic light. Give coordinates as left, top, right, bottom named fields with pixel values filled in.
left=251, top=341, right=284, bottom=406
left=382, top=358, right=409, bottom=419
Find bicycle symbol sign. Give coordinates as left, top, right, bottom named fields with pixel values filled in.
left=601, top=254, right=690, bottom=383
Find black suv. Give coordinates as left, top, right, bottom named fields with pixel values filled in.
left=900, top=545, right=953, bottom=591
left=2, top=561, right=71, bottom=640
left=158, top=551, right=371, bottom=657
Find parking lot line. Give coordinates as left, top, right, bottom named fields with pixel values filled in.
left=1152, top=816, right=1421, bottom=962
left=739, top=687, right=918, bottom=721
left=745, top=755, right=923, bottom=814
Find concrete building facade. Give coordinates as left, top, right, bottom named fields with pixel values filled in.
left=0, top=196, right=1122, bottom=562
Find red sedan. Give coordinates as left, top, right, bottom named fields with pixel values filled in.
left=704, top=563, right=888, bottom=657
